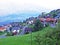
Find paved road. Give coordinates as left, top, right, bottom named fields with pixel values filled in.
left=20, top=24, right=29, bottom=35
left=0, top=33, right=6, bottom=38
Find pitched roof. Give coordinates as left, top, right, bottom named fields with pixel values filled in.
left=40, top=18, right=56, bottom=22
left=0, top=27, right=6, bottom=31
left=40, top=18, right=45, bottom=22
left=46, top=18, right=56, bottom=22
left=46, top=18, right=51, bottom=22
left=12, top=27, right=20, bottom=30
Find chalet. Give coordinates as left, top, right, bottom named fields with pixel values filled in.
left=39, top=18, right=57, bottom=27
left=12, top=27, right=20, bottom=35
left=4, top=24, right=12, bottom=32
left=24, top=27, right=32, bottom=34
left=0, top=27, right=6, bottom=32
left=27, top=20, right=33, bottom=24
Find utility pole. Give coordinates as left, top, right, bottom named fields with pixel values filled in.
left=31, top=31, right=32, bottom=45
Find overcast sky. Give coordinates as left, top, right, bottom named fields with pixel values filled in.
left=0, top=0, right=60, bottom=16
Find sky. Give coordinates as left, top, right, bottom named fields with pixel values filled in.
left=0, top=0, right=60, bottom=16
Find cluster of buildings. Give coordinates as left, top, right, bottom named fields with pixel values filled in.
left=0, top=12, right=60, bottom=35
left=0, top=22, right=23, bottom=35
left=26, top=14, right=59, bottom=28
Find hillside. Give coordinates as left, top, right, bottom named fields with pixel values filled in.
left=0, top=9, right=60, bottom=45
left=0, top=27, right=54, bottom=45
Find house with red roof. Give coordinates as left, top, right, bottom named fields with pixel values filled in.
left=0, top=27, right=6, bottom=32
left=39, top=18, right=57, bottom=27
left=40, top=18, right=57, bottom=22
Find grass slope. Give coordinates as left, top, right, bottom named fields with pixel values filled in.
left=0, top=27, right=53, bottom=45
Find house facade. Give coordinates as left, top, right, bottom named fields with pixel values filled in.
left=39, top=18, right=57, bottom=28
left=0, top=26, right=6, bottom=32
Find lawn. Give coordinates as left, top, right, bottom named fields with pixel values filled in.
left=0, top=27, right=54, bottom=45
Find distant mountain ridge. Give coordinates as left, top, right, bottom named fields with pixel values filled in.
left=0, top=8, right=51, bottom=26
left=0, top=11, right=40, bottom=25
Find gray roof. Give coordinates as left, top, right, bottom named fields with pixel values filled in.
left=12, top=27, right=20, bottom=30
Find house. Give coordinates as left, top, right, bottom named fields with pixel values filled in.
left=26, top=17, right=35, bottom=24
left=27, top=20, right=34, bottom=24
left=24, top=27, right=32, bottom=34
left=12, top=27, right=20, bottom=35
left=46, top=18, right=57, bottom=28
left=4, top=24, right=12, bottom=32
left=39, top=18, right=57, bottom=27
left=39, top=18, right=47, bottom=27
left=0, top=26, right=6, bottom=32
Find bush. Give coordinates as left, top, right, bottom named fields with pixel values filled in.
left=0, top=31, right=5, bottom=35
left=6, top=32, right=12, bottom=36
left=34, top=23, right=60, bottom=45
left=34, top=19, right=43, bottom=32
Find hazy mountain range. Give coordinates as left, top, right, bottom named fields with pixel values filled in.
left=0, top=9, right=51, bottom=25
left=0, top=11, right=40, bottom=25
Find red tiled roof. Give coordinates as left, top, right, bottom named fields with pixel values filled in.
left=40, top=18, right=56, bottom=22
left=0, top=27, right=6, bottom=31
left=46, top=18, right=51, bottom=22
left=40, top=18, right=45, bottom=22
left=46, top=18, right=56, bottom=22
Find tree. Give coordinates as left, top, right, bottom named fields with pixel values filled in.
left=34, top=23, right=60, bottom=45
left=50, top=10, right=57, bottom=18
left=34, top=19, right=43, bottom=31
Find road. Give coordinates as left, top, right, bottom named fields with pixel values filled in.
left=20, top=24, right=29, bottom=35
left=0, top=33, right=6, bottom=38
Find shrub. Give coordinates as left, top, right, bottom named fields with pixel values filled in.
left=34, top=19, right=43, bottom=32
left=34, top=23, right=60, bottom=45
left=6, top=32, right=12, bottom=36
left=0, top=31, right=5, bottom=35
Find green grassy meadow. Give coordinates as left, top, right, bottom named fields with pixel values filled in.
left=0, top=27, right=54, bottom=45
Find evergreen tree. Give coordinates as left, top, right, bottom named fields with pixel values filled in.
left=34, top=19, right=43, bottom=31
